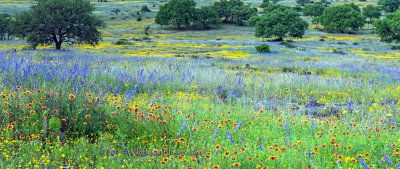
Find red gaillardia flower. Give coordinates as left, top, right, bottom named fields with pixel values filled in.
left=69, top=94, right=75, bottom=101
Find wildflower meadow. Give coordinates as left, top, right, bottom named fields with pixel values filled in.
left=1, top=0, right=400, bottom=169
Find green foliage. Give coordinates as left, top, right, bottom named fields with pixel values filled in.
left=296, top=0, right=310, bottom=6
left=374, top=10, right=400, bottom=43
left=195, top=6, right=220, bottom=29
left=0, top=14, right=15, bottom=41
left=247, top=15, right=261, bottom=26
left=141, top=5, right=151, bottom=12
left=271, top=0, right=282, bottom=4
left=255, top=44, right=271, bottom=53
left=378, top=0, right=400, bottom=12
left=347, top=3, right=361, bottom=12
left=391, top=45, right=400, bottom=49
left=155, top=0, right=196, bottom=29
left=303, top=3, right=325, bottom=17
left=255, top=8, right=308, bottom=40
left=293, top=5, right=303, bottom=12
left=280, top=40, right=296, bottom=48
left=263, top=4, right=291, bottom=13
left=111, top=8, right=121, bottom=15
left=303, top=3, right=325, bottom=26
left=14, top=0, right=104, bottom=50
left=332, top=48, right=346, bottom=55
left=213, top=0, right=257, bottom=25
left=49, top=117, right=61, bottom=131
left=231, top=5, right=257, bottom=26
left=114, top=39, right=133, bottom=45
left=363, top=5, right=382, bottom=24
left=319, top=4, right=365, bottom=32
left=260, top=0, right=269, bottom=8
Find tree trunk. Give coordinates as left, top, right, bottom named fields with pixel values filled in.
left=56, top=42, right=61, bottom=50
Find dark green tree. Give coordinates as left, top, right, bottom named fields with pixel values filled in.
left=263, top=4, right=291, bottom=13
left=378, top=0, right=400, bottom=12
left=296, top=0, right=310, bottom=6
left=247, top=15, right=261, bottom=26
left=213, top=0, right=242, bottom=23
left=260, top=0, right=269, bottom=8
left=213, top=0, right=257, bottom=25
left=374, top=10, right=400, bottom=43
left=14, top=0, right=103, bottom=50
left=0, top=14, right=15, bottom=40
left=155, top=0, right=196, bottom=29
left=141, top=5, right=151, bottom=12
left=255, top=8, right=308, bottom=41
left=231, top=5, right=258, bottom=26
left=303, top=3, right=325, bottom=27
left=194, top=6, right=220, bottom=29
left=319, top=4, right=365, bottom=32
left=248, top=3, right=289, bottom=26
left=111, top=8, right=120, bottom=15
left=348, top=3, right=361, bottom=12
left=363, top=5, right=382, bottom=26
left=271, top=0, right=282, bottom=4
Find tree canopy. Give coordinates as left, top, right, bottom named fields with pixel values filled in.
left=363, top=5, right=382, bottom=24
left=303, top=3, right=325, bottom=17
left=195, top=6, right=220, bottom=29
left=0, top=14, right=15, bottom=41
left=155, top=0, right=197, bottom=29
left=303, top=3, right=325, bottom=27
left=296, top=0, right=310, bottom=6
left=374, top=10, right=400, bottom=43
left=260, top=0, right=269, bottom=8
left=213, top=0, right=257, bottom=25
left=255, top=8, right=308, bottom=41
left=378, top=0, right=400, bottom=13
left=319, top=4, right=365, bottom=32
left=15, top=0, right=104, bottom=50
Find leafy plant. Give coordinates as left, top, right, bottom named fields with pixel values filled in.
left=49, top=117, right=61, bottom=131
left=255, top=44, right=271, bottom=53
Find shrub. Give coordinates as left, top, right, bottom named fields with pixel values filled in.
left=114, top=39, right=133, bottom=45
left=332, top=48, right=346, bottom=55
left=141, top=5, right=151, bottom=12
left=280, top=41, right=296, bottom=48
left=255, top=44, right=271, bottom=53
left=390, top=45, right=400, bottom=50
left=281, top=66, right=298, bottom=73
left=49, top=117, right=61, bottom=131
left=111, top=8, right=121, bottom=15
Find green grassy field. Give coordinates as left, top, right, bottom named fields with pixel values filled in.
left=1, top=0, right=400, bottom=168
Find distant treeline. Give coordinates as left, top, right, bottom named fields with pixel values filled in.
left=2, top=0, right=400, bottom=50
